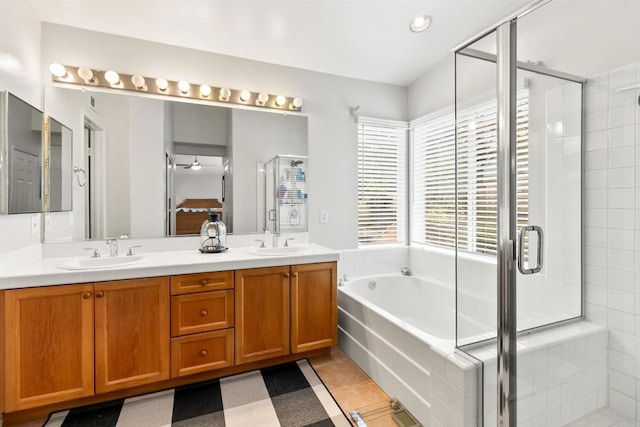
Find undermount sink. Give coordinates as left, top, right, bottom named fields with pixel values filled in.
left=248, top=246, right=310, bottom=256
left=58, top=255, right=148, bottom=270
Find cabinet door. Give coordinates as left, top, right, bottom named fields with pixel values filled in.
left=95, top=277, right=170, bottom=394
left=235, top=267, right=290, bottom=364
left=291, top=262, right=337, bottom=353
left=4, top=285, right=94, bottom=411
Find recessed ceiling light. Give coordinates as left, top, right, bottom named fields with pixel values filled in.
left=410, top=15, right=432, bottom=33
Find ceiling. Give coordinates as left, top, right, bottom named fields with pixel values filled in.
left=27, top=0, right=535, bottom=86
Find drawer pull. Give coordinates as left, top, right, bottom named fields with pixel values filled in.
left=200, top=279, right=208, bottom=286
left=82, top=292, right=92, bottom=299
left=200, top=310, right=208, bottom=317
left=95, top=291, right=105, bottom=298
left=200, top=350, right=207, bottom=357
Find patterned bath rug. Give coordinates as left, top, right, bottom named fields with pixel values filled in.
left=44, top=359, right=350, bottom=427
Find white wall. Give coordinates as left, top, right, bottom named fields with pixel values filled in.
left=0, top=0, right=42, bottom=263
left=129, top=97, right=165, bottom=238
left=175, top=173, right=222, bottom=205
left=172, top=103, right=228, bottom=146
left=583, top=61, right=640, bottom=420
left=40, top=23, right=408, bottom=250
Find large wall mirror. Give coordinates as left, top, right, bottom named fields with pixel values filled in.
left=43, top=86, right=308, bottom=241
left=0, top=92, right=44, bottom=214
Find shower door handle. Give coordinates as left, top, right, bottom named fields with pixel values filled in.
left=517, top=225, right=544, bottom=275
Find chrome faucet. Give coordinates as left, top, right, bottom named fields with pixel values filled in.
left=400, top=267, right=413, bottom=276
left=272, top=232, right=280, bottom=247
left=106, top=239, right=119, bottom=257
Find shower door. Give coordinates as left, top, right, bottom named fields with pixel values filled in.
left=455, top=13, right=584, bottom=426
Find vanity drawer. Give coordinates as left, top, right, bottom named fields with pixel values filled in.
left=171, top=329, right=234, bottom=378
left=171, top=290, right=234, bottom=337
left=170, top=271, right=234, bottom=295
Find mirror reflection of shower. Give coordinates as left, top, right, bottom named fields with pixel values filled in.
left=265, top=155, right=308, bottom=234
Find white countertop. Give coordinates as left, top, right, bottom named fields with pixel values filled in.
left=0, top=244, right=339, bottom=289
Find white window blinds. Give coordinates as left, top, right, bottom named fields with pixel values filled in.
left=358, top=118, right=407, bottom=245
left=411, top=89, right=529, bottom=255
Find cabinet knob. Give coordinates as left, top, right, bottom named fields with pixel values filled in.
left=200, top=350, right=207, bottom=357
left=95, top=291, right=105, bottom=298
left=200, top=279, right=208, bottom=286
left=82, top=292, right=92, bottom=299
left=200, top=310, right=208, bottom=317
left=284, top=273, right=290, bottom=278
left=292, top=272, right=298, bottom=278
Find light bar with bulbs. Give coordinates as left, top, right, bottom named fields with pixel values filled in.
left=48, top=63, right=304, bottom=112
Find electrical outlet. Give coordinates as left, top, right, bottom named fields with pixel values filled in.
left=319, top=210, right=329, bottom=224
left=31, top=216, right=39, bottom=234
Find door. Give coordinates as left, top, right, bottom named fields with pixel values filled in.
left=4, top=285, right=94, bottom=411
left=291, top=262, right=337, bottom=353
left=454, top=16, right=584, bottom=426
left=8, top=145, right=40, bottom=213
left=94, top=277, right=170, bottom=393
left=235, top=266, right=290, bottom=364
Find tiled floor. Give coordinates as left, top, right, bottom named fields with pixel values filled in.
left=309, top=346, right=397, bottom=426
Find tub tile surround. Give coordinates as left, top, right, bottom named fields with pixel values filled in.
left=467, top=323, right=608, bottom=426
left=339, top=246, right=609, bottom=426
left=584, top=60, right=640, bottom=421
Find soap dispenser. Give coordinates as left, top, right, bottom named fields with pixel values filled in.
left=199, top=213, right=228, bottom=253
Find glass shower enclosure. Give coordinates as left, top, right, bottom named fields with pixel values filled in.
left=453, top=2, right=586, bottom=425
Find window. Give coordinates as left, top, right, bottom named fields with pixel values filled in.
left=357, top=118, right=407, bottom=245
left=411, top=89, right=529, bottom=255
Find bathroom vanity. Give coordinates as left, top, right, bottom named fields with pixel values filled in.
left=0, top=245, right=337, bottom=423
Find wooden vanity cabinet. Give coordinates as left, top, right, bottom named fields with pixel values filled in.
left=234, top=262, right=338, bottom=363
left=4, top=284, right=95, bottom=411
left=94, top=277, right=170, bottom=394
left=235, top=266, right=290, bottom=364
left=3, top=277, right=170, bottom=411
left=169, top=272, right=235, bottom=378
left=1, top=261, right=336, bottom=416
left=291, top=262, right=338, bottom=353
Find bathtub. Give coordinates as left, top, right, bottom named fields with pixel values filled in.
left=337, top=273, right=459, bottom=424
left=337, top=272, right=609, bottom=426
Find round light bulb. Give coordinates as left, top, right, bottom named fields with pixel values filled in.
left=178, top=80, right=190, bottom=94
left=49, top=63, right=67, bottom=78
left=292, top=97, right=303, bottom=108
left=200, top=84, right=212, bottom=97
left=257, top=92, right=269, bottom=105
left=239, top=90, right=251, bottom=101
left=104, top=70, right=120, bottom=85
left=219, top=87, right=231, bottom=100
left=131, top=74, right=146, bottom=89
left=275, top=95, right=286, bottom=106
left=77, top=67, right=94, bottom=82
left=155, top=77, right=168, bottom=91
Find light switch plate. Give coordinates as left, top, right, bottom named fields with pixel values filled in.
left=319, top=210, right=329, bottom=224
